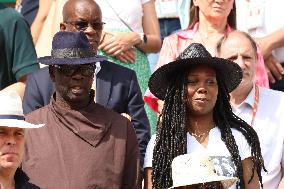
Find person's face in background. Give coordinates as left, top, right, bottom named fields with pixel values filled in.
left=60, top=0, right=103, bottom=52
left=192, top=0, right=234, bottom=22
left=0, top=127, right=25, bottom=170
left=186, top=65, right=218, bottom=118
left=218, top=32, right=257, bottom=92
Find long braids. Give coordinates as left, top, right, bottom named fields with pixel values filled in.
left=213, top=74, right=265, bottom=188
left=152, top=71, right=188, bottom=189
left=152, top=71, right=265, bottom=189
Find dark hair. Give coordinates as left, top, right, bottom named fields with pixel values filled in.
left=216, top=31, right=258, bottom=59
left=152, top=70, right=265, bottom=189
left=188, top=0, right=236, bottom=29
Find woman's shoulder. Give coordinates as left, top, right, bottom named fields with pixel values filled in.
left=164, top=29, right=194, bottom=42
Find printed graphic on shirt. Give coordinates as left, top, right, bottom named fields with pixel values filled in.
left=210, top=156, right=237, bottom=177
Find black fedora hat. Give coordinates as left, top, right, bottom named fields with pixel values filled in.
left=38, top=31, right=106, bottom=65
left=148, top=43, right=243, bottom=100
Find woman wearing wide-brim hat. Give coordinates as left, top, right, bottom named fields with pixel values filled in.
left=143, top=43, right=265, bottom=189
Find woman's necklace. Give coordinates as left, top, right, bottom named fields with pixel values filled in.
left=190, top=123, right=216, bottom=139
left=191, top=130, right=210, bottom=138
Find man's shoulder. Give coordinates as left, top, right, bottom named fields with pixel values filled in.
left=259, top=87, right=284, bottom=110
left=94, top=103, right=129, bottom=122
left=0, top=6, right=27, bottom=25
left=25, top=105, right=50, bottom=123
left=29, top=67, right=49, bottom=78
left=260, top=87, right=284, bottom=100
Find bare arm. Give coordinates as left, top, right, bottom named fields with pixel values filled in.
left=277, top=167, right=284, bottom=189
left=98, top=0, right=161, bottom=63
left=30, top=0, right=53, bottom=43
left=255, top=27, right=284, bottom=83
left=144, top=168, right=153, bottom=189
left=137, top=0, right=161, bottom=53
left=242, top=158, right=260, bottom=189
left=1, top=76, right=27, bottom=100
left=256, top=26, right=284, bottom=58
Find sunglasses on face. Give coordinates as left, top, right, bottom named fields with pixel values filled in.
left=54, top=64, right=96, bottom=77
left=66, top=20, right=105, bottom=31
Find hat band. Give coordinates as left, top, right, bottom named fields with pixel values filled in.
left=51, top=48, right=94, bottom=59
left=0, top=115, right=25, bottom=120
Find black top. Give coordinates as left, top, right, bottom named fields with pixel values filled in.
left=15, top=169, right=41, bottom=189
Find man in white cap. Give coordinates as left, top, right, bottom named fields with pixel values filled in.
left=0, top=90, right=43, bottom=189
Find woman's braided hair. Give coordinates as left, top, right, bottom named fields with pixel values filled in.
left=152, top=70, right=265, bottom=189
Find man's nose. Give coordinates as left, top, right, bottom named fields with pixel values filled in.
left=235, top=56, right=246, bottom=69
left=5, top=136, right=16, bottom=146
left=71, top=68, right=85, bottom=79
left=84, top=24, right=96, bottom=35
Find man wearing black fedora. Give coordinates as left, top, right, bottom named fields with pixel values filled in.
left=21, top=31, right=140, bottom=188
left=22, top=0, right=150, bottom=173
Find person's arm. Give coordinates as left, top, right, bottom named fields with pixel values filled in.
left=2, top=11, right=39, bottom=98
left=137, top=0, right=161, bottom=53
left=22, top=72, right=45, bottom=115
left=255, top=27, right=284, bottom=83
left=98, top=0, right=161, bottom=63
left=256, top=27, right=284, bottom=58
left=1, top=75, right=26, bottom=99
left=144, top=168, right=153, bottom=189
left=122, top=121, right=140, bottom=189
left=30, top=0, right=53, bottom=43
left=277, top=167, right=284, bottom=189
left=127, top=71, right=151, bottom=170
left=242, top=158, right=260, bottom=189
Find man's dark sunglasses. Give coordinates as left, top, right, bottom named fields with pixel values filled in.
left=66, top=20, right=105, bottom=31
left=54, top=64, right=96, bottom=77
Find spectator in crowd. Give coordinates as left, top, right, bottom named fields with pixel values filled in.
left=170, top=153, right=238, bottom=189
left=96, top=0, right=161, bottom=131
left=236, top=0, right=284, bottom=91
left=0, top=3, right=39, bottom=98
left=22, top=31, right=140, bottom=189
left=144, top=0, right=269, bottom=114
left=217, top=30, right=284, bottom=189
left=27, top=0, right=159, bottom=132
left=23, top=0, right=150, bottom=170
left=143, top=43, right=264, bottom=189
left=0, top=90, right=43, bottom=189
left=147, top=0, right=181, bottom=72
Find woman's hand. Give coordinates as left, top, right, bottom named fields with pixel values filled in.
left=99, top=32, right=138, bottom=63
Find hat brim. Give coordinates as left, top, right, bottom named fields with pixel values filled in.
left=38, top=55, right=107, bottom=65
left=149, top=57, right=242, bottom=100
left=0, top=119, right=44, bottom=129
left=169, top=175, right=238, bottom=189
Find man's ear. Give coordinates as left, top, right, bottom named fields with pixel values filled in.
left=60, top=23, right=67, bottom=31
left=49, top=66, right=56, bottom=82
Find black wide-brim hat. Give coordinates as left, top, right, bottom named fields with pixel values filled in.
left=38, top=31, right=107, bottom=65
left=149, top=43, right=243, bottom=100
